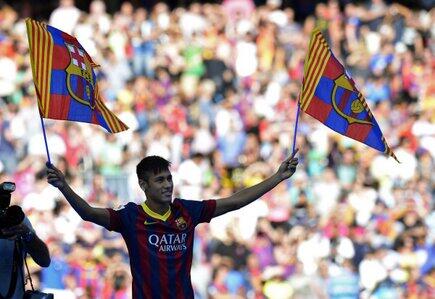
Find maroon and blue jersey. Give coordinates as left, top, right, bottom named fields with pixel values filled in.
left=106, top=198, right=216, bottom=299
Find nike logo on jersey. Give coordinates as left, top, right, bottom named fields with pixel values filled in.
left=144, top=220, right=158, bottom=225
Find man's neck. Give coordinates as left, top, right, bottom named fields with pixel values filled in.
left=143, top=200, right=171, bottom=218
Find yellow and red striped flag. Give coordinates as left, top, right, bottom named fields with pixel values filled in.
left=300, top=28, right=398, bottom=162
left=26, top=18, right=128, bottom=133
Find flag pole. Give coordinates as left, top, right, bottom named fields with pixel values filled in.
left=291, top=100, right=301, bottom=155
left=39, top=115, right=51, bottom=165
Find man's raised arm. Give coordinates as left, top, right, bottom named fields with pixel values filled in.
left=46, top=163, right=110, bottom=228
left=213, top=150, right=299, bottom=217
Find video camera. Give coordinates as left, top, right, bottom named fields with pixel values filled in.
left=0, top=182, right=24, bottom=238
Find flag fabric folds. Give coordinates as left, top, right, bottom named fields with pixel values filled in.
left=300, top=28, right=398, bottom=161
left=26, top=19, right=128, bottom=133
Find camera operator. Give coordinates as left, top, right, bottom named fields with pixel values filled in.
left=0, top=182, right=50, bottom=299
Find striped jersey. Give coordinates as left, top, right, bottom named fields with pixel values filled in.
left=107, top=198, right=216, bottom=299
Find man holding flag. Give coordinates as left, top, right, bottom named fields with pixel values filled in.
left=46, top=152, right=298, bottom=299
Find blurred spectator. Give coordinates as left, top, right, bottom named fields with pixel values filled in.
left=49, top=0, right=81, bottom=35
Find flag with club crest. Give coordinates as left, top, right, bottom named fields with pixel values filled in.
left=300, top=28, right=398, bottom=162
left=26, top=18, right=128, bottom=133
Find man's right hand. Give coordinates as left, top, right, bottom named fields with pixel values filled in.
left=46, top=162, right=66, bottom=190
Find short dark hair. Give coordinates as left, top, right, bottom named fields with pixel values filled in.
left=136, top=156, right=171, bottom=181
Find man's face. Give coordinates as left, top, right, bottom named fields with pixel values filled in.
left=142, top=169, right=173, bottom=203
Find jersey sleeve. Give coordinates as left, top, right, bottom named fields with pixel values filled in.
left=179, top=199, right=216, bottom=226
left=106, top=207, right=124, bottom=232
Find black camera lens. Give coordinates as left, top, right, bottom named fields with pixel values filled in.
left=0, top=182, right=19, bottom=232
left=0, top=182, right=15, bottom=211
left=0, top=182, right=15, bottom=193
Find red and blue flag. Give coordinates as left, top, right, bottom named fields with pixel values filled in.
left=300, top=29, right=398, bottom=161
left=26, top=19, right=128, bottom=133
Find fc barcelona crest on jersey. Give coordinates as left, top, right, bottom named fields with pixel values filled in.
left=175, top=217, right=187, bottom=230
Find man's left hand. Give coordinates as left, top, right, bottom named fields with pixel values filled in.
left=277, top=149, right=299, bottom=180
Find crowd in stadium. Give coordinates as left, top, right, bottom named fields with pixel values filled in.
left=0, top=0, right=434, bottom=298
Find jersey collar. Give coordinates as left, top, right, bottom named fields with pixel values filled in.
left=141, top=201, right=171, bottom=221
